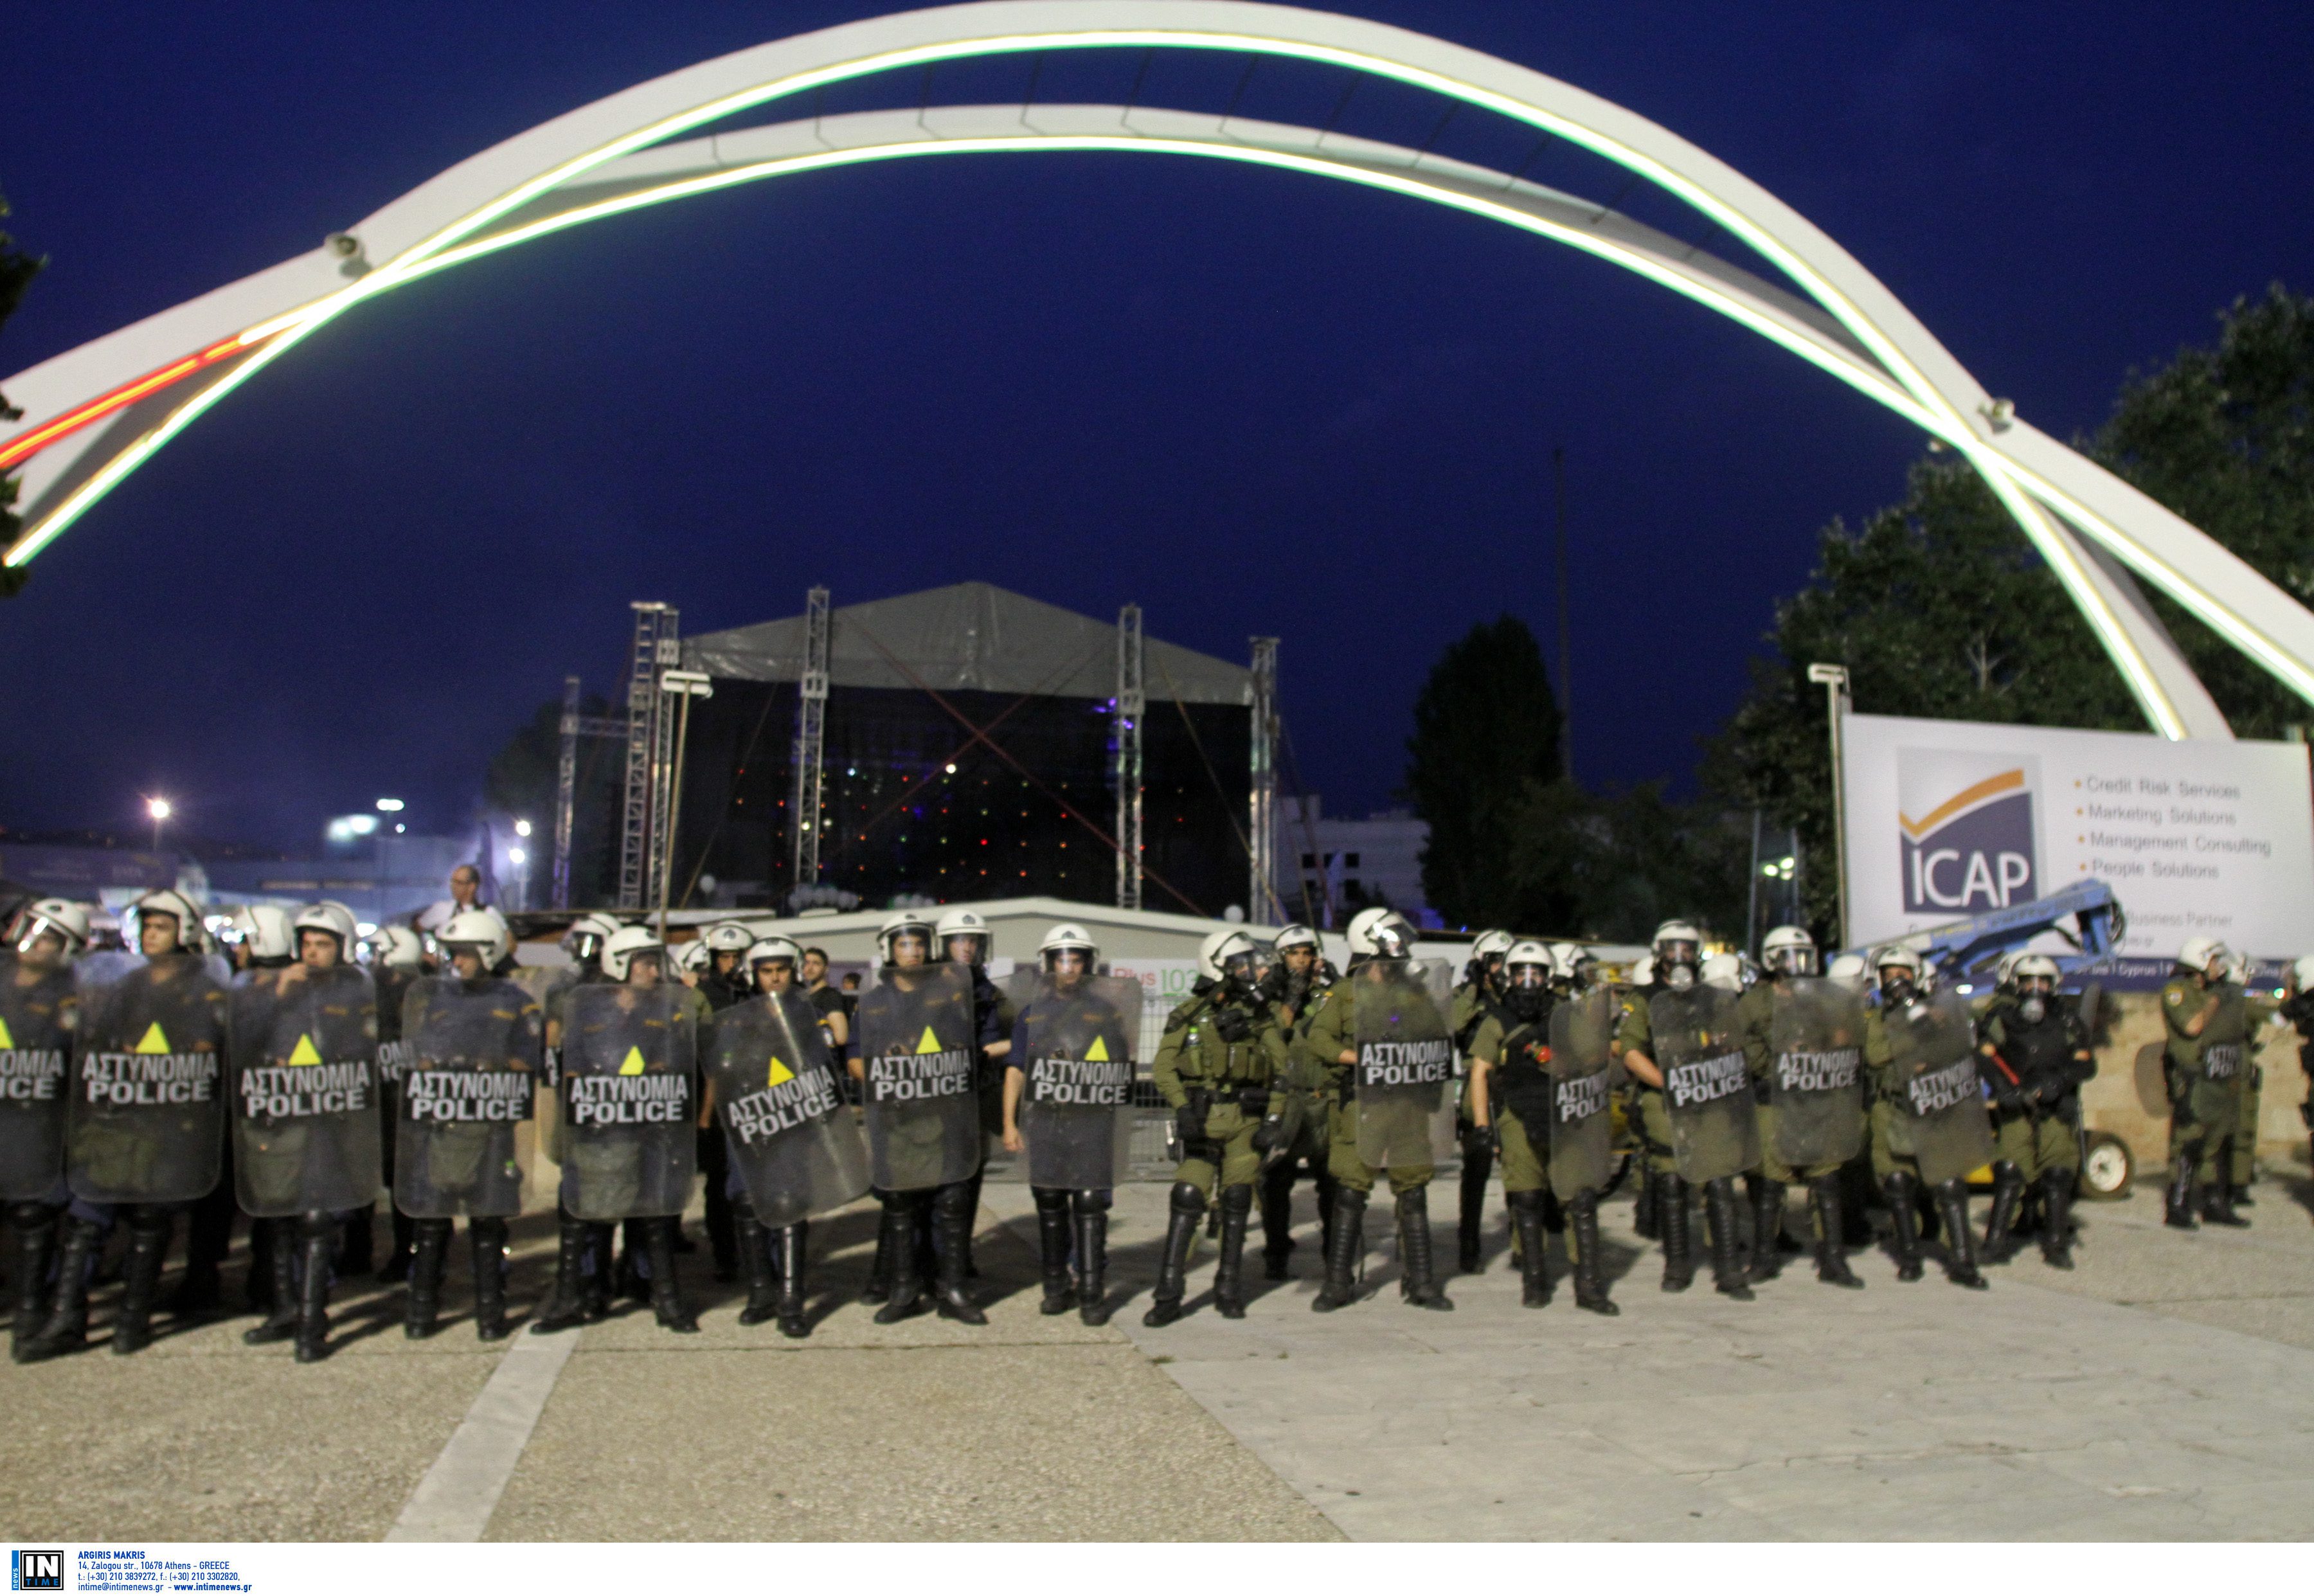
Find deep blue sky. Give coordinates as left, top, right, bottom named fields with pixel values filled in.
left=3, top=2, right=2309, bottom=852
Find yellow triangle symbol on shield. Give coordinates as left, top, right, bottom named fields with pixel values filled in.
left=135, top=1021, right=170, bottom=1054
left=0, top=1016, right=13, bottom=1049
left=767, top=1055, right=794, bottom=1087
left=619, top=1045, right=647, bottom=1075
left=287, top=1034, right=323, bottom=1066
left=1086, top=1035, right=1109, bottom=1062
left=915, top=1026, right=944, bottom=1055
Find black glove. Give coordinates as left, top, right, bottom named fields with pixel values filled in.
left=1213, top=1007, right=1253, bottom=1044
left=1174, top=1104, right=1205, bottom=1150
left=1251, top=1116, right=1282, bottom=1152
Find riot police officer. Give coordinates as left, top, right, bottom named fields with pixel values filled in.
left=1146, top=928, right=1287, bottom=1325
left=1451, top=929, right=1514, bottom=1275
left=1252, top=923, right=1336, bottom=1280
left=1739, top=925, right=1864, bottom=1289
left=2161, top=937, right=2255, bottom=1230
left=4, top=899, right=90, bottom=1358
left=1977, top=954, right=2094, bottom=1269
left=691, top=920, right=756, bottom=1285
left=178, top=904, right=295, bottom=1320
left=1866, top=946, right=1989, bottom=1289
left=2281, top=955, right=2314, bottom=1177
left=933, top=907, right=1010, bottom=1287
left=363, top=925, right=426, bottom=1282
left=1302, top=908, right=1456, bottom=1313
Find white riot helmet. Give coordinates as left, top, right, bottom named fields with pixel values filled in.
left=294, top=901, right=359, bottom=956
left=674, top=939, right=712, bottom=976
left=438, top=908, right=513, bottom=973
left=2292, top=954, right=2314, bottom=996
left=1471, top=928, right=1514, bottom=967
left=1502, top=940, right=1553, bottom=994
left=935, top=906, right=991, bottom=967
left=229, top=904, right=295, bottom=964
left=2225, top=949, right=2252, bottom=987
left=1271, top=923, right=1319, bottom=955
left=2011, top=953, right=2060, bottom=994
left=1627, top=953, right=1656, bottom=988
left=601, top=924, right=664, bottom=982
left=877, top=908, right=936, bottom=966
left=10, top=899, right=91, bottom=959
left=1345, top=906, right=1418, bottom=960
left=1198, top=928, right=1260, bottom=985
left=132, top=888, right=204, bottom=952
left=1548, top=942, right=1597, bottom=991
left=746, top=935, right=803, bottom=973
left=2176, top=935, right=2228, bottom=979
left=561, top=912, right=621, bottom=965
left=1651, top=919, right=1704, bottom=991
left=364, top=924, right=424, bottom=969
left=1039, top=922, right=1099, bottom=973
left=1760, top=924, right=1816, bottom=978
left=1826, top=953, right=1868, bottom=989
left=700, top=921, right=755, bottom=956
left=1874, top=944, right=1924, bottom=1002
left=1701, top=953, right=1746, bottom=992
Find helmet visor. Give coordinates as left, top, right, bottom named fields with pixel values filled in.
left=1768, top=946, right=1816, bottom=977
left=1507, top=963, right=1549, bottom=991
left=943, top=933, right=989, bottom=966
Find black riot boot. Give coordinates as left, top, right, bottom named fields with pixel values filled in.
left=378, top=1204, right=415, bottom=1282
left=1257, top=1160, right=1295, bottom=1280
left=112, top=1208, right=172, bottom=1355
left=1934, top=1180, right=1987, bottom=1289
left=2202, top=1162, right=2250, bottom=1228
left=1568, top=1192, right=1618, bottom=1316
left=929, top=1182, right=986, bottom=1325
left=471, top=1217, right=510, bottom=1341
left=1702, top=1178, right=1753, bottom=1300
left=1809, top=1176, right=1862, bottom=1289
left=341, top=1203, right=375, bottom=1278
left=1033, top=1188, right=1077, bottom=1315
left=1633, top=1163, right=1662, bottom=1241
left=873, top=1192, right=929, bottom=1325
left=1983, top=1161, right=2025, bottom=1262
left=958, top=1169, right=986, bottom=1280
left=1396, top=1188, right=1453, bottom=1311
left=406, top=1218, right=451, bottom=1338
left=245, top=1217, right=278, bottom=1313
left=735, top=1203, right=779, bottom=1327
left=1507, top=1189, right=1551, bottom=1308
left=1748, top=1178, right=1788, bottom=1282
left=17, top=1214, right=100, bottom=1363
left=293, top=1215, right=336, bottom=1363
left=859, top=1193, right=900, bottom=1305
left=581, top=1224, right=614, bottom=1320
left=242, top=1226, right=301, bottom=1345
left=1311, top=1185, right=1365, bottom=1312
left=1458, top=1122, right=1493, bottom=1273
left=1214, top=1184, right=1253, bottom=1319
left=10, top=1205, right=57, bottom=1359
left=529, top=1216, right=593, bottom=1334
left=2040, top=1169, right=2077, bottom=1269
left=1883, top=1172, right=1926, bottom=1281
left=1144, top=1183, right=1205, bottom=1327
left=773, top=1223, right=811, bottom=1339
left=1073, top=1193, right=1112, bottom=1327
left=646, top=1217, right=698, bottom=1333
left=2163, top=1154, right=2199, bottom=1230
left=1658, top=1174, right=1694, bottom=1293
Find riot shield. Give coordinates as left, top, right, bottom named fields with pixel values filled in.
left=1018, top=974, right=1142, bottom=1190
left=559, top=982, right=699, bottom=1222
left=709, top=990, right=869, bottom=1227
left=1543, top=989, right=1617, bottom=1200
left=395, top=976, right=541, bottom=1219
left=0, top=958, right=76, bottom=1201
left=1650, top=985, right=1759, bottom=1183
left=1768, top=978, right=1867, bottom=1168
left=66, top=954, right=228, bottom=1204
left=855, top=964, right=982, bottom=1191
left=1353, top=959, right=1457, bottom=1169
left=1883, top=988, right=1994, bottom=1185
left=230, top=965, right=382, bottom=1217
left=2189, top=989, right=2250, bottom=1127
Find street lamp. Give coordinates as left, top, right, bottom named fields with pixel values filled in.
left=145, top=796, right=172, bottom=854
left=1806, top=663, right=1852, bottom=951
left=656, top=670, right=714, bottom=944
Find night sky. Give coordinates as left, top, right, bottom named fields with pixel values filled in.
left=4, top=3, right=2309, bottom=854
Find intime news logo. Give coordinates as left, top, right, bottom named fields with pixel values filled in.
left=1897, top=748, right=2040, bottom=912
left=11, top=1550, right=63, bottom=1591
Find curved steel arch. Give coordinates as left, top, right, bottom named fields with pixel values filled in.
left=2, top=1, right=2302, bottom=739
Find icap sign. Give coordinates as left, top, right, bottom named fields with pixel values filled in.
left=1897, top=748, right=2039, bottom=911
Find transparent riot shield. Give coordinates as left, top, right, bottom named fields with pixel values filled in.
left=0, top=956, right=76, bottom=1201
left=2189, top=989, right=2250, bottom=1128
left=560, top=982, right=699, bottom=1222
left=1018, top=974, right=1143, bottom=1191
left=395, top=976, right=541, bottom=1219
left=66, top=954, right=227, bottom=1205
left=230, top=965, right=382, bottom=1217
left=1544, top=989, right=1617, bottom=1201
left=1768, top=978, right=1867, bottom=1168
left=1354, top=959, right=1457, bottom=1169
left=709, top=990, right=869, bottom=1228
left=1883, top=987, right=1994, bottom=1186
left=856, top=964, right=982, bottom=1191
left=1650, top=985, right=1759, bottom=1183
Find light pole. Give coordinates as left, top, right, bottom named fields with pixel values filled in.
left=375, top=798, right=404, bottom=929
left=512, top=818, right=533, bottom=914
left=655, top=671, right=713, bottom=945
left=145, top=796, right=172, bottom=854
left=1806, top=663, right=1852, bottom=951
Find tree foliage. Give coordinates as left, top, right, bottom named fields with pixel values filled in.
left=0, top=190, right=45, bottom=599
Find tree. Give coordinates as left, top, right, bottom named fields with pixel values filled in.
left=0, top=190, right=45, bottom=599
left=1403, top=614, right=1564, bottom=929
left=1504, top=778, right=1750, bottom=945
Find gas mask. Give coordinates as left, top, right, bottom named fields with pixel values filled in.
left=2018, top=996, right=2047, bottom=1025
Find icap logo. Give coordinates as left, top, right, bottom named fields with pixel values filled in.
left=1897, top=749, right=2040, bottom=911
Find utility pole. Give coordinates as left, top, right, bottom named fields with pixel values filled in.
left=1247, top=637, right=1278, bottom=924
left=1807, top=663, right=1853, bottom=951
left=1554, top=446, right=1572, bottom=780
left=789, top=586, right=832, bottom=897
left=1114, top=604, right=1145, bottom=912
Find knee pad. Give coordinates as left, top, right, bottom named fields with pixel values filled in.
left=1032, top=1188, right=1070, bottom=1217
left=1169, top=1181, right=1208, bottom=1217
left=1071, top=1189, right=1112, bottom=1215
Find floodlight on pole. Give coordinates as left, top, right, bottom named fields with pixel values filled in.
left=376, top=797, right=404, bottom=812
left=145, top=796, right=172, bottom=854
left=1806, top=663, right=1852, bottom=950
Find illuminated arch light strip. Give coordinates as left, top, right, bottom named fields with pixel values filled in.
left=0, top=2, right=2299, bottom=735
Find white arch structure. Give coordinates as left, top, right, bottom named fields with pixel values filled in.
left=4, top=0, right=2304, bottom=740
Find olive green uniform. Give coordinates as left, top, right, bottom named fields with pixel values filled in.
left=1305, top=978, right=1434, bottom=1196
left=2163, top=977, right=2247, bottom=1188
left=1255, top=969, right=1337, bottom=1275
left=1978, top=1000, right=2092, bottom=1180
left=1450, top=976, right=1502, bottom=1271
left=1611, top=994, right=1681, bottom=1178
left=1740, top=981, right=1840, bottom=1185
left=1861, top=1009, right=1915, bottom=1183
left=1152, top=989, right=1286, bottom=1197
left=1467, top=1011, right=1551, bottom=1195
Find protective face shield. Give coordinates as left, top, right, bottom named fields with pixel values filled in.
left=1272, top=924, right=1318, bottom=956
left=747, top=935, right=802, bottom=990
left=1874, top=946, right=1923, bottom=1006
left=1651, top=919, right=1703, bottom=990
left=11, top=898, right=91, bottom=962
left=363, top=924, right=425, bottom=969
left=1760, top=924, right=1817, bottom=978
left=133, top=888, right=204, bottom=955
left=1038, top=922, right=1098, bottom=977
left=438, top=908, right=513, bottom=978
left=294, top=901, right=359, bottom=965
left=561, top=913, right=621, bottom=967
left=1502, top=939, right=1552, bottom=996
left=877, top=911, right=935, bottom=967
left=1198, top=928, right=1260, bottom=987
left=601, top=925, right=664, bottom=983
left=674, top=940, right=712, bottom=978
left=935, top=908, right=991, bottom=967
left=1345, top=907, right=1417, bottom=960
left=2011, top=953, right=2059, bottom=1024
left=227, top=904, right=295, bottom=964
left=2177, top=935, right=2228, bottom=982
left=1471, top=928, right=1514, bottom=983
